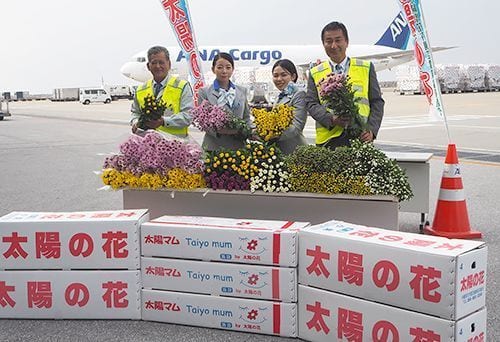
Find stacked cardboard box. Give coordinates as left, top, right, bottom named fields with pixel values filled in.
left=436, top=64, right=462, bottom=92
left=485, top=64, right=500, bottom=90
left=461, top=65, right=487, bottom=91
left=395, top=62, right=423, bottom=94
left=140, top=215, right=309, bottom=337
left=0, top=210, right=148, bottom=319
left=297, top=220, right=487, bottom=342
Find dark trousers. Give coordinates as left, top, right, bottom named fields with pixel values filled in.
left=317, top=132, right=351, bottom=150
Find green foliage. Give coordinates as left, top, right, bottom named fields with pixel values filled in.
left=138, top=94, right=172, bottom=130
left=285, top=140, right=413, bottom=201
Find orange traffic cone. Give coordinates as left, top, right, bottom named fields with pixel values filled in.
left=425, top=144, right=482, bottom=239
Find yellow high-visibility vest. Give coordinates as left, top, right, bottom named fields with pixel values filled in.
left=310, top=58, right=371, bottom=145
left=135, top=76, right=188, bottom=136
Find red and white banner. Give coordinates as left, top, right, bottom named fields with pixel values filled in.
left=158, top=0, right=204, bottom=104
left=398, top=0, right=451, bottom=138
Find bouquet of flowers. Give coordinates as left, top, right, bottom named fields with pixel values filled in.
left=191, top=99, right=251, bottom=138
left=137, top=94, right=172, bottom=130
left=203, top=149, right=255, bottom=191
left=203, top=143, right=290, bottom=193
left=101, top=131, right=206, bottom=190
left=318, top=73, right=367, bottom=139
left=248, top=142, right=290, bottom=193
left=285, top=140, right=413, bottom=201
left=252, top=104, right=294, bottom=141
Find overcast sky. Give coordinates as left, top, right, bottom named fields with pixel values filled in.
left=1, top=0, right=498, bottom=93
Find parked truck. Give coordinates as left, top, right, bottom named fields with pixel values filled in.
left=0, top=100, right=11, bottom=121
left=52, top=88, right=80, bottom=101
left=14, top=91, right=29, bottom=101
left=106, top=85, right=133, bottom=100
left=1, top=92, right=11, bottom=101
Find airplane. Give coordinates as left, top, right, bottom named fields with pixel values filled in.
left=120, top=12, right=453, bottom=83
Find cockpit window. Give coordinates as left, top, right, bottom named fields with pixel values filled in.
left=136, top=57, right=146, bottom=62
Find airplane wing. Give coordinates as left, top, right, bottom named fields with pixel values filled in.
left=295, top=46, right=455, bottom=72
left=355, top=46, right=455, bottom=61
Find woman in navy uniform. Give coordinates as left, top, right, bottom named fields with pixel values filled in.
left=197, top=52, right=252, bottom=151
left=271, top=59, right=308, bottom=154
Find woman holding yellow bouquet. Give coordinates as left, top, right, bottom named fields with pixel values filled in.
left=271, top=59, right=308, bottom=154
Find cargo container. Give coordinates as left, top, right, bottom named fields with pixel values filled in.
left=52, top=87, right=80, bottom=101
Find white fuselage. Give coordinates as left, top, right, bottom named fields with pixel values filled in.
left=120, top=44, right=415, bottom=83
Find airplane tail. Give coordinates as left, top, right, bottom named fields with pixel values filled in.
left=375, top=12, right=411, bottom=50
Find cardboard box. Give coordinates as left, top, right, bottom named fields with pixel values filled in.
left=142, top=289, right=297, bottom=337
left=0, top=270, right=141, bottom=319
left=142, top=257, right=297, bottom=302
left=141, top=216, right=309, bottom=267
left=298, top=220, right=487, bottom=320
left=0, top=210, right=149, bottom=270
left=298, top=285, right=486, bottom=342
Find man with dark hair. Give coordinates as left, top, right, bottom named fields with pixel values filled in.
left=306, top=21, right=384, bottom=149
left=130, top=45, right=193, bottom=136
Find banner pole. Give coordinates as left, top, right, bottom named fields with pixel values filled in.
left=398, top=0, right=451, bottom=143
left=158, top=0, right=205, bottom=105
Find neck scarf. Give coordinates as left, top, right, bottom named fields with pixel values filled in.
left=217, top=86, right=236, bottom=107
left=278, top=82, right=298, bottom=101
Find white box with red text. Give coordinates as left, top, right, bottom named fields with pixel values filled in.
left=141, top=216, right=308, bottom=267
left=142, top=257, right=297, bottom=302
left=0, top=210, right=148, bottom=270
left=0, top=270, right=140, bottom=319
left=298, top=220, right=486, bottom=320
left=298, top=285, right=486, bottom=342
left=142, top=289, right=297, bottom=337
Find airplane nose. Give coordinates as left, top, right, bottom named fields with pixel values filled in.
left=120, top=62, right=134, bottom=78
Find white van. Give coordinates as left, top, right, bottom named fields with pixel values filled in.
left=79, top=88, right=112, bottom=105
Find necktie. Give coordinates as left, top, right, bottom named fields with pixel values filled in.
left=154, top=82, right=162, bottom=97
left=335, top=64, right=343, bottom=74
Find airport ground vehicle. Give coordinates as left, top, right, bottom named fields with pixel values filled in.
left=107, top=85, right=133, bottom=100
left=79, top=88, right=112, bottom=105
left=53, top=88, right=80, bottom=101
left=0, top=100, right=11, bottom=120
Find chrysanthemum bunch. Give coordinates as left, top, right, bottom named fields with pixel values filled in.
left=137, top=94, right=172, bottom=130
left=191, top=100, right=251, bottom=138
left=318, top=73, right=366, bottom=139
left=252, top=104, right=294, bottom=141
left=247, top=142, right=290, bottom=193
left=285, top=141, right=413, bottom=201
left=101, top=132, right=206, bottom=190
left=191, top=100, right=230, bottom=132
left=203, top=143, right=290, bottom=193
left=203, top=149, right=256, bottom=191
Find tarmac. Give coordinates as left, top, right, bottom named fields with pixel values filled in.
left=0, top=89, right=499, bottom=341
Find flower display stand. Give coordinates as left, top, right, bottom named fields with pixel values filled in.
left=386, top=152, right=433, bottom=229
left=122, top=189, right=399, bottom=229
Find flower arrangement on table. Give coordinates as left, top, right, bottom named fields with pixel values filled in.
left=285, top=140, right=413, bottom=201
left=318, top=73, right=367, bottom=139
left=203, top=142, right=290, bottom=193
left=251, top=104, right=294, bottom=142
left=191, top=99, right=251, bottom=138
left=101, top=131, right=206, bottom=190
left=137, top=94, right=173, bottom=131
